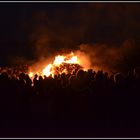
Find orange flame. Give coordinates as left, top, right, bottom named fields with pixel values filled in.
left=42, top=64, right=53, bottom=77
left=29, top=72, right=34, bottom=78
left=28, top=52, right=82, bottom=78
left=53, top=55, right=65, bottom=66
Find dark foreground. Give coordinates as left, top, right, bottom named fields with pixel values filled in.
left=0, top=67, right=140, bottom=137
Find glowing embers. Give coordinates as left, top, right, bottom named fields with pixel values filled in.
left=53, top=63, right=82, bottom=75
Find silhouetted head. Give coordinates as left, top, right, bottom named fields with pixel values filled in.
left=88, top=69, right=93, bottom=74
left=127, top=69, right=134, bottom=78
left=39, top=76, right=43, bottom=81
left=134, top=67, right=140, bottom=79
left=114, top=73, right=125, bottom=85
left=0, top=72, right=9, bottom=80
left=104, top=72, right=109, bottom=78
left=97, top=70, right=103, bottom=75
left=54, top=74, right=58, bottom=80
left=76, top=69, right=85, bottom=80
left=44, top=75, right=47, bottom=79
left=19, top=72, right=26, bottom=80
left=95, top=70, right=104, bottom=81
left=34, top=74, right=38, bottom=79
left=61, top=73, right=66, bottom=79
left=25, top=74, right=30, bottom=79
left=58, top=74, right=61, bottom=78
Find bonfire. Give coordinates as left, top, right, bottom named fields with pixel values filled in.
left=29, top=52, right=83, bottom=78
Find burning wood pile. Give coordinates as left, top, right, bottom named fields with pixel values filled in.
left=52, top=63, right=83, bottom=75
left=28, top=52, right=84, bottom=78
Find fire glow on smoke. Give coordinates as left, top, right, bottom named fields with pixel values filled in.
left=28, top=52, right=90, bottom=78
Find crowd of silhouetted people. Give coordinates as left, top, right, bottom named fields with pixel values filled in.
left=0, top=66, right=140, bottom=137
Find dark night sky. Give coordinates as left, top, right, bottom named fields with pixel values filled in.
left=0, top=2, right=140, bottom=68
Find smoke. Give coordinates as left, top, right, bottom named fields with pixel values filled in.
left=9, top=56, right=35, bottom=66
left=24, top=4, right=140, bottom=73
left=27, top=38, right=140, bottom=77
left=78, top=39, right=138, bottom=73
